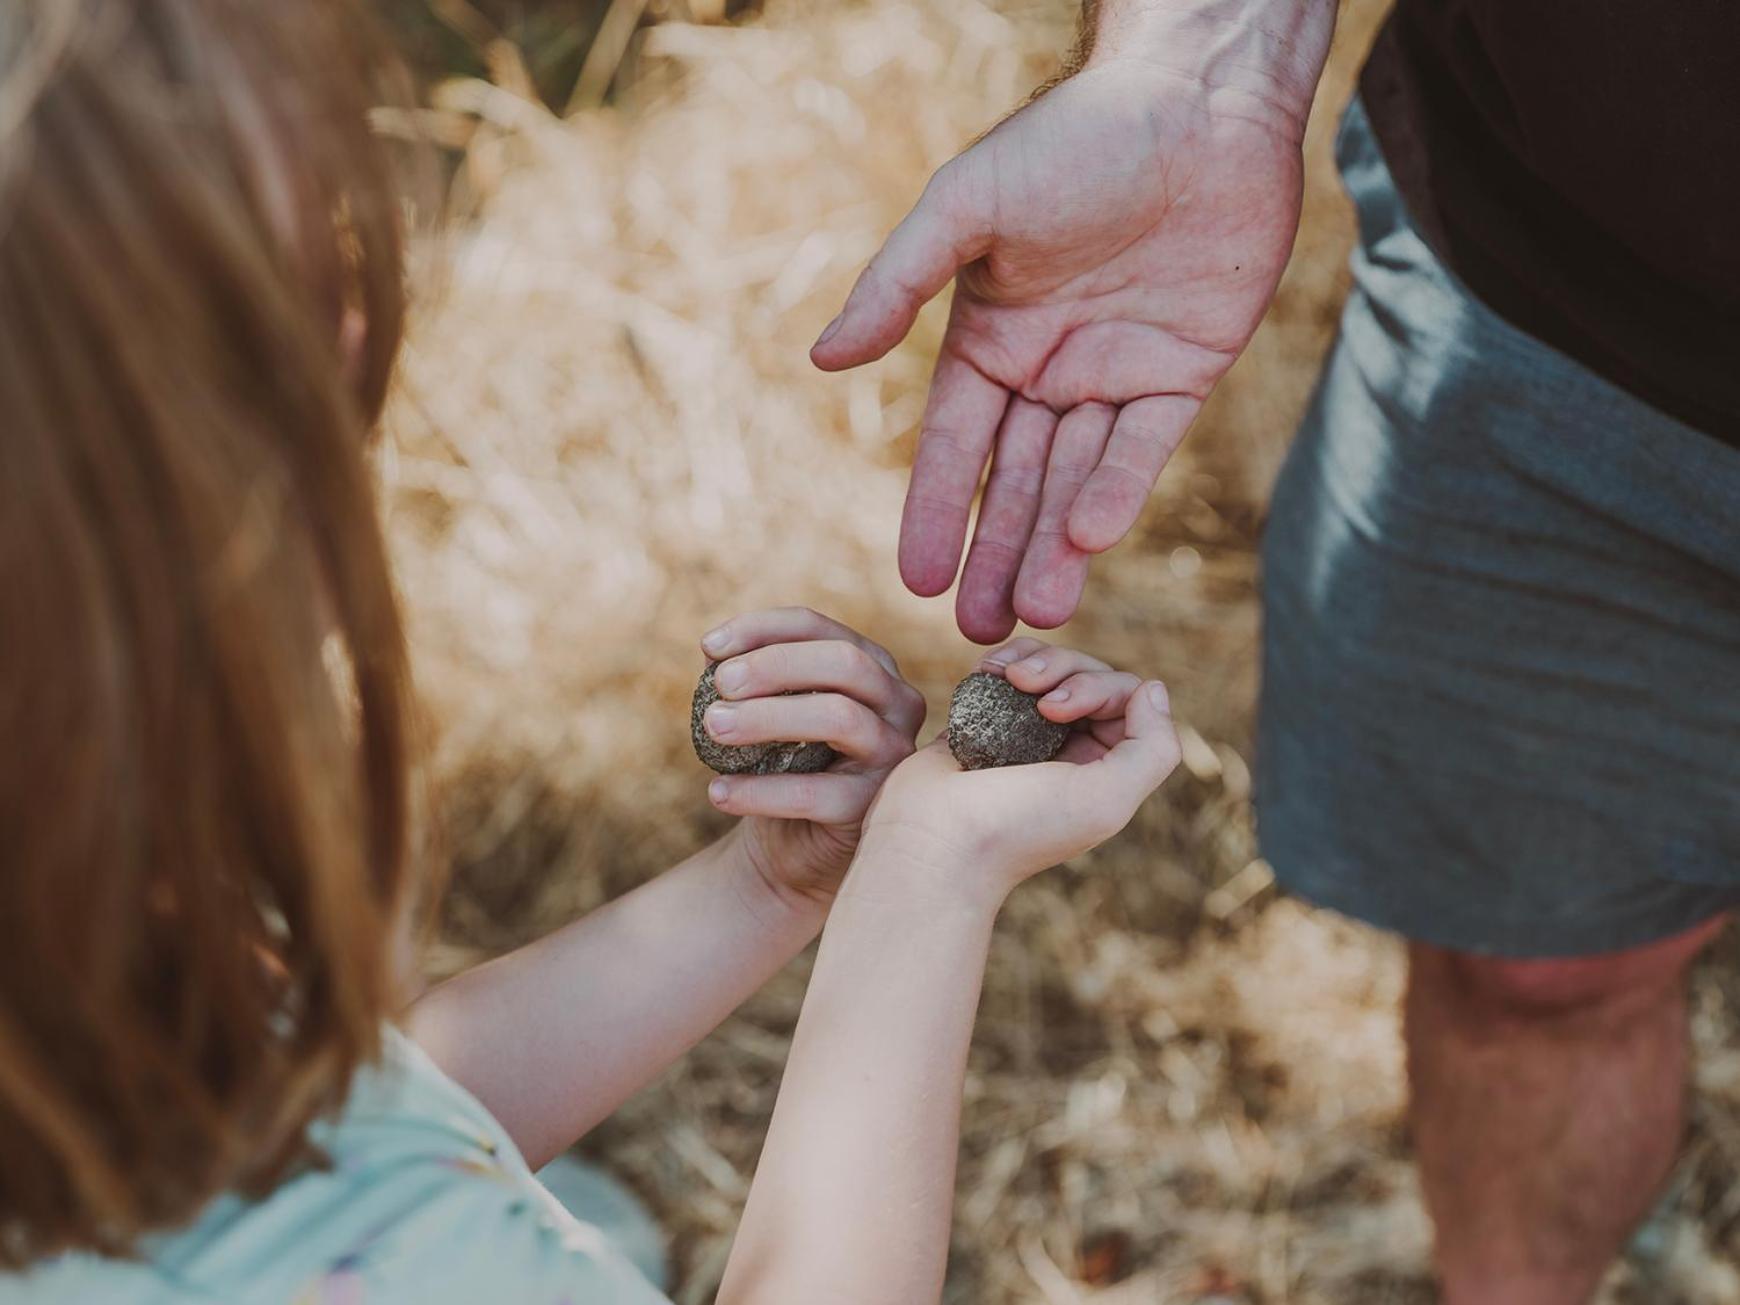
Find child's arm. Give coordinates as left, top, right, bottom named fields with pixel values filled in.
left=409, top=826, right=821, bottom=1169
left=408, top=608, right=925, bottom=1170
left=719, top=645, right=1180, bottom=1304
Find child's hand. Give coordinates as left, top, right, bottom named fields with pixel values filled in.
left=700, top=608, right=927, bottom=906
left=858, top=639, right=1180, bottom=903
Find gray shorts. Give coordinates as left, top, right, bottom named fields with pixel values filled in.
left=1256, top=98, right=1740, bottom=958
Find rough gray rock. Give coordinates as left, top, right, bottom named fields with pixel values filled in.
left=947, top=671, right=1070, bottom=770
left=690, top=662, right=837, bottom=776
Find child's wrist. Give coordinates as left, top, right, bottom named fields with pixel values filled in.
left=719, top=823, right=833, bottom=936
left=841, top=827, right=1011, bottom=922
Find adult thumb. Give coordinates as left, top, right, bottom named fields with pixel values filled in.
left=810, top=159, right=991, bottom=371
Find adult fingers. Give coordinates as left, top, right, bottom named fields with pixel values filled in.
left=955, top=398, right=1055, bottom=644
left=709, top=771, right=880, bottom=826
left=1013, top=402, right=1114, bottom=628
left=711, top=640, right=926, bottom=736
left=897, top=339, right=1010, bottom=598
left=810, top=157, right=992, bottom=371
left=1067, top=394, right=1196, bottom=553
left=703, top=692, right=913, bottom=769
left=702, top=607, right=900, bottom=677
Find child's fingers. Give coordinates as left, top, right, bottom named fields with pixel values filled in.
left=1083, top=715, right=1131, bottom=751
left=976, top=636, right=1050, bottom=671
left=711, top=640, right=926, bottom=736
left=1000, top=645, right=1114, bottom=695
left=1034, top=669, right=1143, bottom=723
left=1055, top=732, right=1111, bottom=765
left=704, top=693, right=913, bottom=768
left=1075, top=680, right=1179, bottom=809
left=701, top=607, right=900, bottom=676
left=899, top=733, right=966, bottom=776
left=709, top=771, right=879, bottom=825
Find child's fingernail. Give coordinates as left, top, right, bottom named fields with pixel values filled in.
left=714, top=659, right=748, bottom=695
left=709, top=779, right=730, bottom=804
left=1043, top=687, right=1070, bottom=704
left=1146, top=682, right=1170, bottom=711
left=1015, top=656, right=1046, bottom=676
left=980, top=648, right=1017, bottom=668
left=706, top=704, right=737, bottom=737
left=814, top=312, right=844, bottom=348
left=702, top=626, right=730, bottom=656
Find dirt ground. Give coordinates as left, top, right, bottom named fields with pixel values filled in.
left=381, top=1, right=1740, bottom=1299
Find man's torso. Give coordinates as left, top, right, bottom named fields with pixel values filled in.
left=1361, top=0, right=1740, bottom=445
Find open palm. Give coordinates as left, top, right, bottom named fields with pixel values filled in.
left=812, top=61, right=1308, bottom=643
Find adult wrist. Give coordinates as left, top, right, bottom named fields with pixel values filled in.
left=1081, top=0, right=1336, bottom=137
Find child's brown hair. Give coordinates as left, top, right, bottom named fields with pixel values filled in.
left=0, top=0, right=418, bottom=1265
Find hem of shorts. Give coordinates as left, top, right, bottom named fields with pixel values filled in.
left=1265, top=848, right=1740, bottom=960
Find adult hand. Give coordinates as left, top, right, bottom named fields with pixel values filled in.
left=698, top=607, right=927, bottom=906
left=812, top=2, right=1335, bottom=642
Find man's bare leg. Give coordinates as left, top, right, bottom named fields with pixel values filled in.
left=1406, top=916, right=1728, bottom=1305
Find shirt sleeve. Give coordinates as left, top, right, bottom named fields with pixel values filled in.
left=293, top=1160, right=674, bottom=1305
left=5, top=1028, right=676, bottom=1305
left=284, top=1029, right=676, bottom=1305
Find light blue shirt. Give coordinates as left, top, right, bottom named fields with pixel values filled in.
left=2, top=1029, right=671, bottom=1304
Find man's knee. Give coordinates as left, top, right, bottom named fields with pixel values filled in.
left=1415, top=915, right=1729, bottom=1023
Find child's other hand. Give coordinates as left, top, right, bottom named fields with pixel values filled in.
left=700, top=608, right=927, bottom=907
left=859, top=639, right=1180, bottom=906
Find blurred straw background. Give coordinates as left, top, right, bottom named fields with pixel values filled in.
left=378, top=1, right=1740, bottom=1300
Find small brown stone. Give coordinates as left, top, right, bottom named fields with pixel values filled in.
left=690, top=662, right=837, bottom=776
left=947, top=671, right=1070, bottom=770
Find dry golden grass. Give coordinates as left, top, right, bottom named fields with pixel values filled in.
left=382, top=1, right=1740, bottom=1300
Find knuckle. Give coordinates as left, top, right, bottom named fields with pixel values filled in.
left=967, top=536, right=1025, bottom=565
left=1049, top=458, right=1098, bottom=484
left=992, top=463, right=1045, bottom=498
left=824, top=695, right=865, bottom=739
left=1096, top=462, right=1155, bottom=496
left=841, top=642, right=877, bottom=680
left=922, top=158, right=961, bottom=206
left=759, top=643, right=793, bottom=682
left=783, top=778, right=818, bottom=815
left=928, top=156, right=984, bottom=227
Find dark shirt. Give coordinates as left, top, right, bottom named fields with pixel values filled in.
left=1360, top=1, right=1740, bottom=446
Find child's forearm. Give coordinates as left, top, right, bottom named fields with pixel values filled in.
left=718, top=839, right=1001, bottom=1305
left=407, top=824, right=826, bottom=1169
